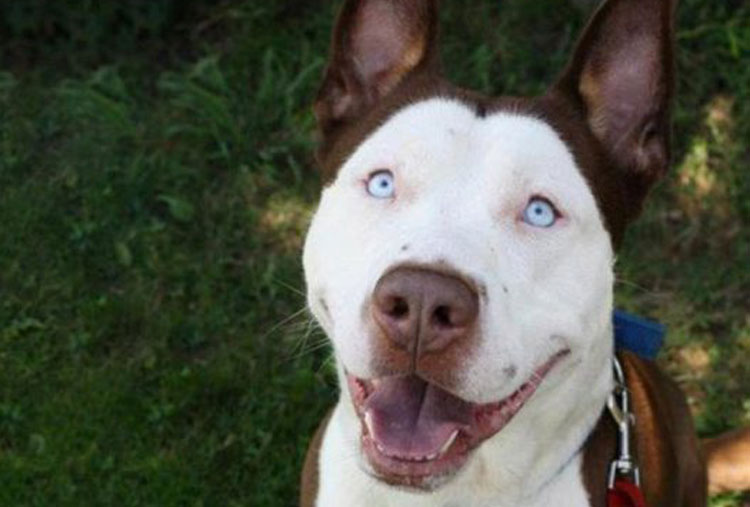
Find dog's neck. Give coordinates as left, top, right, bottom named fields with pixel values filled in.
left=317, top=326, right=614, bottom=507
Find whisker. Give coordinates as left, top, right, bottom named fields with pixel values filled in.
left=614, top=276, right=657, bottom=296
left=274, top=278, right=307, bottom=298
left=292, top=316, right=321, bottom=354
left=317, top=352, right=337, bottom=374
left=260, top=306, right=308, bottom=341
left=291, top=339, right=331, bottom=362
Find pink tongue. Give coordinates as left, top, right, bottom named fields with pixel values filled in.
left=364, top=375, right=472, bottom=460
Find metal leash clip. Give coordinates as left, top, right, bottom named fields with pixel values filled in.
left=607, top=357, right=641, bottom=488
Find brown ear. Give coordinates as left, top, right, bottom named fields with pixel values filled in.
left=315, top=0, right=440, bottom=138
left=553, top=0, right=677, bottom=222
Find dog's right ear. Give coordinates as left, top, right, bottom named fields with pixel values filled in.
left=551, top=0, right=677, bottom=239
left=315, top=0, right=440, bottom=145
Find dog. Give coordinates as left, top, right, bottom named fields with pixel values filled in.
left=299, top=0, right=750, bottom=505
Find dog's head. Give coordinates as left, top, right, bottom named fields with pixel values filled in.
left=304, top=0, right=675, bottom=493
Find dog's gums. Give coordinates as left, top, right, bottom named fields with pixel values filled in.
left=345, top=349, right=570, bottom=488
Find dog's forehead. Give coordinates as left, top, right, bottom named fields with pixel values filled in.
left=349, top=98, right=557, bottom=160
left=320, top=85, right=625, bottom=243
left=336, top=97, right=598, bottom=212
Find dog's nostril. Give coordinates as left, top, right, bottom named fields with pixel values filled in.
left=372, top=267, right=479, bottom=355
left=433, top=305, right=453, bottom=328
left=388, top=297, right=409, bottom=319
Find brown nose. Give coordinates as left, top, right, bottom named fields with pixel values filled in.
left=371, top=267, right=479, bottom=357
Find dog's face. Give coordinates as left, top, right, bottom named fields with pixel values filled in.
left=304, top=0, right=674, bottom=492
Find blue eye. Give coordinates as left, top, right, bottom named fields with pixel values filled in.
left=367, top=170, right=395, bottom=199
left=523, top=197, right=558, bottom=228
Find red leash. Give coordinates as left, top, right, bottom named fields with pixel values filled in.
left=607, top=358, right=647, bottom=507
left=608, top=478, right=647, bottom=507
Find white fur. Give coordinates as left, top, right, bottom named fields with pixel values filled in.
left=303, top=98, right=615, bottom=506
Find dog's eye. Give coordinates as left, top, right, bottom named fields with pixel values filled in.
left=366, top=170, right=395, bottom=199
left=523, top=197, right=558, bottom=228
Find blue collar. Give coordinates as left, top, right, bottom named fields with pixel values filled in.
left=613, top=310, right=665, bottom=359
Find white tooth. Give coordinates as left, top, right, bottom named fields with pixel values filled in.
left=364, top=411, right=375, bottom=436
left=425, top=452, right=438, bottom=461
left=439, top=429, right=460, bottom=457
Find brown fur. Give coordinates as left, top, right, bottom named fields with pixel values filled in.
left=554, top=0, right=677, bottom=234
left=703, top=428, right=750, bottom=495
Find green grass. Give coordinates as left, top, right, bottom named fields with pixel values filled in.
left=1, top=1, right=748, bottom=505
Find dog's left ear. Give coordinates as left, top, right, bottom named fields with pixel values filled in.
left=314, top=0, right=440, bottom=175
left=552, top=0, right=677, bottom=225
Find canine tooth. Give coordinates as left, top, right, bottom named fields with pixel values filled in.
left=364, top=411, right=375, bottom=436
left=439, top=429, right=460, bottom=456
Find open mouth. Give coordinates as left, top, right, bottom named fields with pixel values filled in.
left=346, top=350, right=569, bottom=489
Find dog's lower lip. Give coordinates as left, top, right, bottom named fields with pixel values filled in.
left=347, top=349, right=570, bottom=486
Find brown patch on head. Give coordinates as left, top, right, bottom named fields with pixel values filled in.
left=476, top=94, right=632, bottom=245
left=528, top=94, right=630, bottom=246
left=551, top=0, right=677, bottom=241
left=315, top=0, right=441, bottom=175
